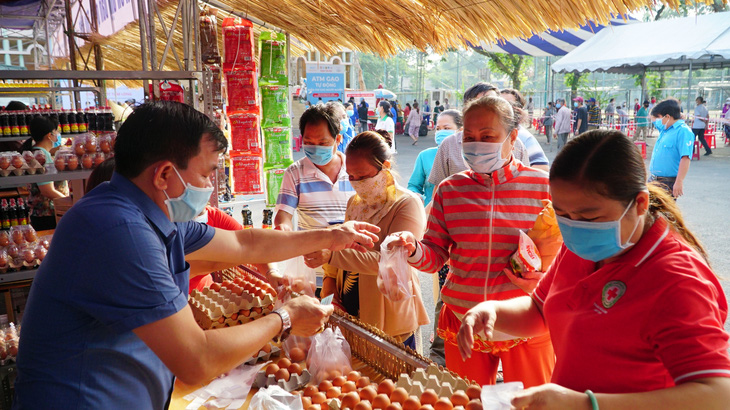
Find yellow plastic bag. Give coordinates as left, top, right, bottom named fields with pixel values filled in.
left=527, top=200, right=563, bottom=270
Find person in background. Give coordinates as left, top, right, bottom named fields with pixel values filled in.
left=649, top=98, right=693, bottom=199
left=345, top=102, right=358, bottom=130
left=405, top=102, right=421, bottom=146
left=500, top=88, right=550, bottom=172
left=395, top=101, right=404, bottom=131
left=389, top=101, right=398, bottom=125
left=586, top=98, right=601, bottom=130
left=275, top=104, right=355, bottom=232
left=649, top=96, right=657, bottom=113
left=722, top=97, right=730, bottom=146
left=444, top=97, right=451, bottom=110
left=543, top=102, right=556, bottom=147
left=392, top=96, right=555, bottom=387
left=634, top=98, right=641, bottom=114
left=605, top=98, right=616, bottom=127
left=616, top=103, right=629, bottom=134
left=21, top=116, right=68, bottom=231
left=692, top=96, right=712, bottom=156
left=433, top=100, right=444, bottom=125
left=408, top=109, right=463, bottom=206
left=327, top=101, right=355, bottom=153
left=423, top=99, right=431, bottom=127
left=457, top=130, right=730, bottom=410
left=573, top=97, right=589, bottom=135
left=375, top=101, right=396, bottom=153
left=357, top=98, right=369, bottom=133
left=306, top=131, right=430, bottom=349
left=526, top=97, right=534, bottom=128
left=635, top=100, right=650, bottom=141
left=404, top=103, right=411, bottom=120
left=554, top=98, right=572, bottom=151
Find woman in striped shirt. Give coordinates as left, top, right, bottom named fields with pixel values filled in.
left=392, top=96, right=555, bottom=387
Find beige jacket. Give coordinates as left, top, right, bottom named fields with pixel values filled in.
left=327, top=187, right=430, bottom=341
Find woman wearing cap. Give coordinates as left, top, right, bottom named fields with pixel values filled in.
left=21, top=116, right=68, bottom=230
left=457, top=130, right=730, bottom=409
left=390, top=96, right=555, bottom=387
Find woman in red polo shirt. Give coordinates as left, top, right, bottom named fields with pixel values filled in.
left=457, top=130, right=730, bottom=408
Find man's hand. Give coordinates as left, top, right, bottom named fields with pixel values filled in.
left=304, top=249, right=332, bottom=269
left=386, top=231, right=418, bottom=256
left=456, top=301, right=497, bottom=361
left=328, top=221, right=380, bottom=252
left=673, top=179, right=684, bottom=198
left=503, top=267, right=544, bottom=294
left=511, top=383, right=589, bottom=410
left=282, top=295, right=334, bottom=336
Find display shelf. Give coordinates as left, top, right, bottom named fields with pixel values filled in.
left=0, top=170, right=93, bottom=189
left=0, top=137, right=31, bottom=142
left=0, top=269, right=37, bottom=284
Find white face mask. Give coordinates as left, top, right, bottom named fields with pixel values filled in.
left=461, top=141, right=507, bottom=174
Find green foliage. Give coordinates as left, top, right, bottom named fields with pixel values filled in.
left=473, top=51, right=532, bottom=89
left=580, top=80, right=612, bottom=107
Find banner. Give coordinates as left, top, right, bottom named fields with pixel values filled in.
left=306, top=63, right=345, bottom=105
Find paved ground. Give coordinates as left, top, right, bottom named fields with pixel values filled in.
left=295, top=128, right=730, bottom=346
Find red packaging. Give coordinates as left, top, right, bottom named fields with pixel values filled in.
left=509, top=231, right=542, bottom=277
left=226, top=70, right=258, bottom=113
left=148, top=80, right=185, bottom=103
left=231, top=154, right=263, bottom=195
left=229, top=113, right=261, bottom=154
left=222, top=17, right=255, bottom=72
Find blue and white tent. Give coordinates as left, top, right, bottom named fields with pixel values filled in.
left=466, top=15, right=636, bottom=57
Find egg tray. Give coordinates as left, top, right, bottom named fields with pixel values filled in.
left=0, top=160, right=45, bottom=177
left=244, top=345, right=281, bottom=366
left=394, top=364, right=471, bottom=400
left=254, top=367, right=311, bottom=392
left=188, top=288, right=274, bottom=330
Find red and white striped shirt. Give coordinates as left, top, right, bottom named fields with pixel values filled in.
left=409, top=160, right=550, bottom=317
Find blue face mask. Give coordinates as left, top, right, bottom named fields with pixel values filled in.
left=340, top=119, right=350, bottom=136
left=462, top=141, right=507, bottom=175
left=303, top=144, right=336, bottom=166
left=346, top=110, right=354, bottom=117
left=653, top=118, right=666, bottom=132
left=163, top=166, right=214, bottom=223
left=434, top=129, right=454, bottom=146
left=555, top=103, right=561, bottom=108
left=52, top=132, right=62, bottom=148
left=556, top=200, right=641, bottom=262
left=573, top=102, right=578, bottom=108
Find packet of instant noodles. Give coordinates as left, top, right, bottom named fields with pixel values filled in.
left=509, top=231, right=542, bottom=278
left=527, top=200, right=563, bottom=270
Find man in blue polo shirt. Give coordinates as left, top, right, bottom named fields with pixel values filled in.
left=649, top=98, right=694, bottom=199
left=13, top=101, right=379, bottom=409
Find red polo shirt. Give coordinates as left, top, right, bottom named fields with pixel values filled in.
left=533, top=216, right=730, bottom=393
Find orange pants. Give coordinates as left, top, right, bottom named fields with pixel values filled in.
left=444, top=333, right=555, bottom=388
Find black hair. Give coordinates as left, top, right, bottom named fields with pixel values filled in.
left=500, top=88, right=526, bottom=108
left=21, top=116, right=59, bottom=151
left=551, top=129, right=708, bottom=262
left=650, top=99, right=681, bottom=120
left=114, top=100, right=226, bottom=178
left=412, top=102, right=419, bottom=113
left=696, top=96, right=705, bottom=103
left=438, top=109, right=463, bottom=128
left=379, top=100, right=392, bottom=117
left=4, top=101, right=28, bottom=111
left=299, top=103, right=340, bottom=139
left=463, top=82, right=498, bottom=103
left=435, top=100, right=440, bottom=106
left=86, top=156, right=116, bottom=191
left=405, top=103, right=411, bottom=109
left=346, top=131, right=392, bottom=170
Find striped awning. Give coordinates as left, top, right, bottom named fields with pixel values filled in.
left=468, top=15, right=637, bottom=57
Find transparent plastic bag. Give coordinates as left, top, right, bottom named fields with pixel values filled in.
left=481, top=381, right=523, bottom=410
left=305, top=327, right=352, bottom=385
left=276, top=256, right=316, bottom=297
left=377, top=236, right=412, bottom=301
left=249, top=385, right=303, bottom=410
left=282, top=334, right=312, bottom=363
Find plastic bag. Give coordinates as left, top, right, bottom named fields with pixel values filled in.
left=276, top=256, right=316, bottom=297
left=262, top=127, right=293, bottom=170
left=306, top=327, right=352, bottom=385
left=527, top=200, right=564, bottom=270
left=265, top=169, right=286, bottom=207
left=481, top=382, right=523, bottom=410
left=283, top=334, right=312, bottom=363
left=199, top=11, right=219, bottom=62
left=509, top=231, right=542, bottom=278
left=377, top=236, right=412, bottom=301
left=260, top=85, right=290, bottom=128
left=249, top=385, right=303, bottom=410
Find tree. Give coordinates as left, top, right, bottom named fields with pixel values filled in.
left=563, top=72, right=587, bottom=101
left=472, top=50, right=531, bottom=90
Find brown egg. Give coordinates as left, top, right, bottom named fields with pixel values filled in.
left=289, top=347, right=306, bottom=362
left=402, top=397, right=421, bottom=410
left=260, top=343, right=272, bottom=353
left=301, top=396, right=312, bottom=408
left=465, top=400, right=483, bottom=410
left=373, top=393, right=391, bottom=409
left=67, top=156, right=78, bottom=170
left=342, top=381, right=357, bottom=393
left=450, top=391, right=469, bottom=407
left=0, top=254, right=7, bottom=267
left=359, top=386, right=377, bottom=402
left=319, top=380, right=333, bottom=392
left=378, top=379, right=396, bottom=396
left=22, top=249, right=35, bottom=263
left=386, top=404, right=402, bottom=410
left=24, top=230, right=37, bottom=243
left=329, top=369, right=343, bottom=379
left=82, top=154, right=93, bottom=169
left=93, top=154, right=105, bottom=167
left=307, top=406, right=320, bottom=410
left=347, top=371, right=362, bottom=382
left=6, top=245, right=18, bottom=258
left=277, top=357, right=292, bottom=368
left=465, top=385, right=482, bottom=401
left=354, top=401, right=372, bottom=410
left=54, top=157, right=66, bottom=171
left=11, top=157, right=23, bottom=169
left=356, top=376, right=371, bottom=389
left=100, top=139, right=111, bottom=153
left=84, top=138, right=97, bottom=153
left=326, top=386, right=341, bottom=399
left=265, top=363, right=279, bottom=376
left=332, top=375, right=347, bottom=387
left=418, top=406, right=434, bottom=410
left=74, top=143, right=86, bottom=156
left=303, top=386, right=318, bottom=397
left=433, top=398, right=453, bottom=410
left=390, top=388, right=410, bottom=405
left=420, top=390, right=438, bottom=406
left=0, top=157, right=9, bottom=169
left=34, top=151, right=46, bottom=165
left=288, top=363, right=303, bottom=376
left=0, top=233, right=8, bottom=247
left=341, top=391, right=361, bottom=409
left=311, top=392, right=327, bottom=405
left=275, top=368, right=289, bottom=381
left=22, top=152, right=34, bottom=163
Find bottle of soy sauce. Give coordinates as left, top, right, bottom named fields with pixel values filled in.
left=241, top=209, right=253, bottom=229
left=9, top=112, right=19, bottom=136
left=262, top=209, right=273, bottom=229
left=0, top=113, right=9, bottom=137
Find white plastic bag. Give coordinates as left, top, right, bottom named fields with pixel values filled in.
left=377, top=236, right=412, bottom=301
left=305, top=327, right=352, bottom=385
left=249, top=385, right=304, bottom=410
left=480, top=381, right=524, bottom=410
left=276, top=256, right=316, bottom=297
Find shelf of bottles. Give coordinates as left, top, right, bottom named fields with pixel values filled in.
left=0, top=104, right=115, bottom=141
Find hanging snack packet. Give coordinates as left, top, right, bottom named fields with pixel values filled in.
left=231, top=154, right=264, bottom=195
left=226, top=70, right=258, bottom=114
left=259, top=32, right=287, bottom=81
left=222, top=17, right=255, bottom=72
left=509, top=231, right=542, bottom=278
left=527, top=200, right=563, bottom=270
left=229, top=113, right=261, bottom=154
left=260, top=85, right=290, bottom=128
left=265, top=169, right=286, bottom=207
left=262, top=128, right=293, bottom=169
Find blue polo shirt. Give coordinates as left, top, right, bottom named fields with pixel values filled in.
left=649, top=119, right=694, bottom=178
left=14, top=172, right=215, bottom=409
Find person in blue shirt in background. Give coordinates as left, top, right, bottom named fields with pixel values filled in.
left=327, top=101, right=355, bottom=152
left=408, top=109, right=463, bottom=206
left=648, top=98, right=694, bottom=199
left=346, top=101, right=359, bottom=130
left=13, top=101, right=380, bottom=410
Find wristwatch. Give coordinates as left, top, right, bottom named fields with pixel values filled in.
left=272, top=308, right=292, bottom=342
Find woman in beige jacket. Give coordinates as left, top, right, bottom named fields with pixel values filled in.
left=304, top=130, right=430, bottom=348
